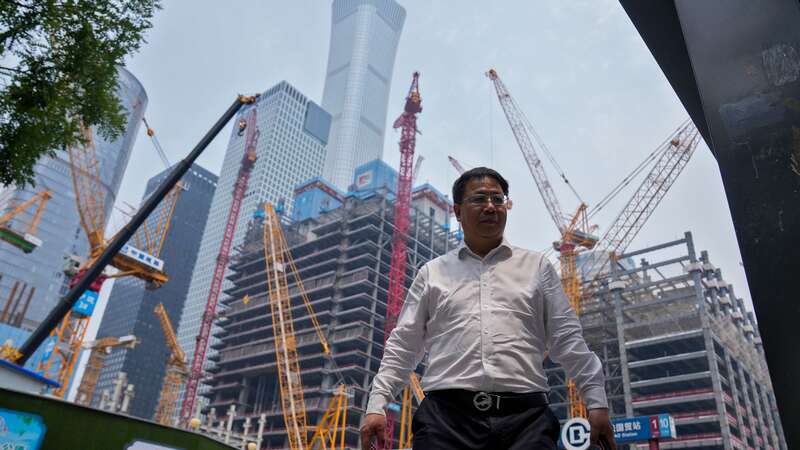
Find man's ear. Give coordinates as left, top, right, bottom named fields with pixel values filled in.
left=453, top=204, right=461, bottom=222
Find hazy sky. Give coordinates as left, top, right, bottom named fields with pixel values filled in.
left=109, top=1, right=751, bottom=309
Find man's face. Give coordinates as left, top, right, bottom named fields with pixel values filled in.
left=454, top=177, right=508, bottom=245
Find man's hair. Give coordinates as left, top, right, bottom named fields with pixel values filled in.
left=452, top=167, right=509, bottom=204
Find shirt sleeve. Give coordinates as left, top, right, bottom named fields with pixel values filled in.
left=540, top=258, right=609, bottom=409
left=365, top=265, right=430, bottom=415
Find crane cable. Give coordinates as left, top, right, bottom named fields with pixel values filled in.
left=587, top=118, right=691, bottom=220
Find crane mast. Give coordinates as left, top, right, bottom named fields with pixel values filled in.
left=180, top=105, right=260, bottom=424
left=385, top=71, right=422, bottom=338
left=382, top=72, right=422, bottom=448
left=261, top=202, right=336, bottom=450
left=76, top=335, right=139, bottom=406
left=154, top=302, right=187, bottom=426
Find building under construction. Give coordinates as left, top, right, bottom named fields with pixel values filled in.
left=203, top=160, right=456, bottom=448
left=546, top=232, right=786, bottom=450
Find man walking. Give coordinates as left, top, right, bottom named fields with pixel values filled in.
left=360, top=167, right=616, bottom=449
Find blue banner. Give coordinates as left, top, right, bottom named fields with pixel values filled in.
left=72, top=290, right=99, bottom=317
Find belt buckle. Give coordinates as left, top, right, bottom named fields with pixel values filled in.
left=472, top=391, right=493, bottom=411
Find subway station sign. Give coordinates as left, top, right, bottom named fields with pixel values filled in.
left=612, top=414, right=676, bottom=443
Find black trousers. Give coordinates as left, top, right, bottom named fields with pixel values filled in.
left=411, top=390, right=560, bottom=450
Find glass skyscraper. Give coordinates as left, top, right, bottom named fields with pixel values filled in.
left=321, top=0, right=406, bottom=190
left=89, top=164, right=217, bottom=420
left=0, top=67, right=146, bottom=336
left=176, top=81, right=331, bottom=413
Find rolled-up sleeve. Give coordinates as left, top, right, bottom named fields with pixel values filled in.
left=540, top=258, right=608, bottom=409
left=366, top=265, right=430, bottom=415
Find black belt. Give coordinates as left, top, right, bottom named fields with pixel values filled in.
left=426, top=389, right=549, bottom=414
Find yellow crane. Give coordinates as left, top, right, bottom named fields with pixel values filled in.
left=0, top=190, right=51, bottom=253
left=398, top=373, right=426, bottom=449
left=76, top=335, right=139, bottom=406
left=36, top=125, right=181, bottom=397
left=153, top=302, right=187, bottom=426
left=261, top=202, right=349, bottom=450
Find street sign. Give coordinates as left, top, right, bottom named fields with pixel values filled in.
left=562, top=417, right=591, bottom=450
left=612, top=414, right=676, bottom=443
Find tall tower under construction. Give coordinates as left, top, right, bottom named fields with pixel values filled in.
left=203, top=162, right=456, bottom=448
left=550, top=233, right=786, bottom=449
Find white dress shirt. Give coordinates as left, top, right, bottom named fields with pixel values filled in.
left=366, top=239, right=608, bottom=415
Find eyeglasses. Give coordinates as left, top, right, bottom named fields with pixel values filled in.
left=463, top=193, right=510, bottom=207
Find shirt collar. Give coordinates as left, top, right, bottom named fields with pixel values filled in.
left=458, top=237, right=513, bottom=261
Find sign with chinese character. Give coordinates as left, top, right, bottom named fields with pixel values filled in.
left=0, top=407, right=47, bottom=450
left=72, top=289, right=99, bottom=317
left=612, top=414, right=676, bottom=443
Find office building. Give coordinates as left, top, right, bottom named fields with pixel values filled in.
left=176, top=82, right=331, bottom=411
left=88, top=164, right=217, bottom=419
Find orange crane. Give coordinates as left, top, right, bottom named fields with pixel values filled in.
left=487, top=69, right=701, bottom=418
left=260, top=202, right=348, bottom=450
left=0, top=190, right=51, bottom=253
left=35, top=124, right=181, bottom=397
left=154, top=302, right=188, bottom=426
left=76, top=335, right=139, bottom=406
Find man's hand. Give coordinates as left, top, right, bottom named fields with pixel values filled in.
left=360, top=413, right=387, bottom=449
left=588, top=408, right=617, bottom=450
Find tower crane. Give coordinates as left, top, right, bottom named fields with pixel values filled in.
left=37, top=124, right=181, bottom=397
left=76, top=335, right=139, bottom=406
left=180, top=105, right=260, bottom=424
left=0, top=190, right=51, bottom=253
left=382, top=72, right=422, bottom=448
left=261, top=202, right=346, bottom=450
left=487, top=69, right=701, bottom=418
left=154, top=302, right=188, bottom=426
left=487, top=68, right=596, bottom=417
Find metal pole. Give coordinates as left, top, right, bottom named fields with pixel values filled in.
left=16, top=96, right=253, bottom=364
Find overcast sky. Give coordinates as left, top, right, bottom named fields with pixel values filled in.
left=109, top=1, right=751, bottom=310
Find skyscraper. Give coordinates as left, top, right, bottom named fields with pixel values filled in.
left=0, top=67, right=146, bottom=336
left=88, top=164, right=217, bottom=420
left=321, top=0, right=406, bottom=190
left=176, top=81, right=331, bottom=409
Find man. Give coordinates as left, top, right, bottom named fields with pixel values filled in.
left=360, top=167, right=617, bottom=450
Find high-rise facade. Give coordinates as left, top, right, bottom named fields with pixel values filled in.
left=176, top=82, right=331, bottom=410
left=321, top=0, right=406, bottom=190
left=0, top=68, right=146, bottom=338
left=88, top=164, right=217, bottom=420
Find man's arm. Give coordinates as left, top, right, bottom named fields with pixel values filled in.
left=539, top=258, right=608, bottom=409
left=365, top=264, right=430, bottom=415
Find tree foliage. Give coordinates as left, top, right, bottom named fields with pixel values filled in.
left=0, top=0, right=160, bottom=187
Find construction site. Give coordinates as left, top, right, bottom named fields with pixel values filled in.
left=1, top=2, right=797, bottom=450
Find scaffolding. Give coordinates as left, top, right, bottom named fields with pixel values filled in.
left=204, top=188, right=456, bottom=448
left=545, top=232, right=786, bottom=450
